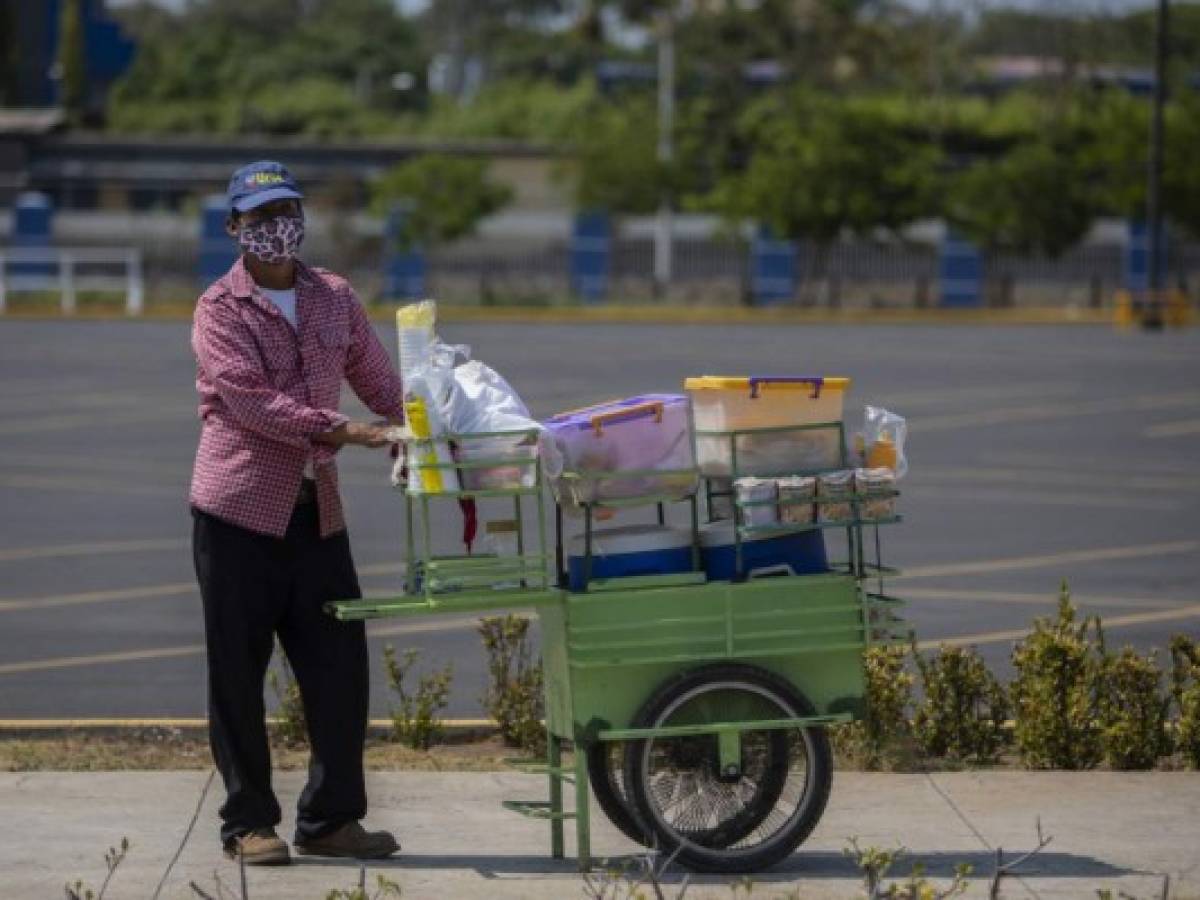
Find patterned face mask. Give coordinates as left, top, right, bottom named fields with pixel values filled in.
left=237, top=214, right=305, bottom=265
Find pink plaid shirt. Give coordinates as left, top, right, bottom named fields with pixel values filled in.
left=190, top=258, right=404, bottom=538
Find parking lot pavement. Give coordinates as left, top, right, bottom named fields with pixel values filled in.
left=0, top=319, right=1198, bottom=718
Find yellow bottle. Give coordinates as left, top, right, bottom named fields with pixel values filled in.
left=866, top=432, right=898, bottom=472
left=404, top=395, right=446, bottom=493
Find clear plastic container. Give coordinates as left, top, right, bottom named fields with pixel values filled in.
left=546, top=394, right=697, bottom=508
left=817, top=470, right=855, bottom=523
left=855, top=467, right=897, bottom=521
left=455, top=433, right=538, bottom=491
left=685, top=376, right=850, bottom=476
left=735, top=477, right=778, bottom=527
left=776, top=475, right=816, bottom=525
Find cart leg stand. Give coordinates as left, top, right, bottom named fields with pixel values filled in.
left=548, top=735, right=565, bottom=859
left=574, top=742, right=592, bottom=871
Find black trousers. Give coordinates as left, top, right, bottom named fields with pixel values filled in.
left=192, top=501, right=368, bottom=846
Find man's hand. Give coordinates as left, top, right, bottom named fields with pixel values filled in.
left=318, top=422, right=391, bottom=448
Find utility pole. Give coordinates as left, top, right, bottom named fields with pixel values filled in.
left=653, top=9, right=675, bottom=299
left=1144, top=0, right=1169, bottom=330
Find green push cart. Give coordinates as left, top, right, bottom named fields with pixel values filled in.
left=327, top=423, right=908, bottom=873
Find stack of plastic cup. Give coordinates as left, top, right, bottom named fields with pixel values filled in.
left=396, top=300, right=437, bottom=384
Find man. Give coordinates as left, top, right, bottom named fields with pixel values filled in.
left=190, top=161, right=402, bottom=865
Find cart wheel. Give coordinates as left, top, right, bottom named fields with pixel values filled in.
left=622, top=663, right=832, bottom=873
left=586, top=742, right=652, bottom=847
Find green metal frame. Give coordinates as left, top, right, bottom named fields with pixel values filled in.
left=325, top=414, right=911, bottom=872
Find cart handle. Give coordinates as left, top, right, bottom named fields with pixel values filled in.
left=748, top=376, right=824, bottom=399
left=590, top=400, right=664, bottom=436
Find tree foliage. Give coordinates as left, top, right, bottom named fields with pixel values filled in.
left=704, top=91, right=941, bottom=246
left=109, top=0, right=424, bottom=135
left=945, top=130, right=1097, bottom=258
left=371, top=155, right=513, bottom=247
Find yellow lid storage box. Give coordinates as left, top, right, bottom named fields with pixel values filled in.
left=684, top=376, right=851, bottom=476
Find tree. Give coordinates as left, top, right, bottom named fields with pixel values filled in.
left=945, top=133, right=1097, bottom=259
left=108, top=0, right=425, bottom=135
left=565, top=98, right=665, bottom=215
left=371, top=154, right=513, bottom=249
left=704, top=90, right=941, bottom=290
left=57, top=0, right=87, bottom=125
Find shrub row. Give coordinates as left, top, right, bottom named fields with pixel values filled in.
left=845, top=582, right=1200, bottom=771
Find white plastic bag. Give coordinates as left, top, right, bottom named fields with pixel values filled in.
left=863, top=406, right=908, bottom=479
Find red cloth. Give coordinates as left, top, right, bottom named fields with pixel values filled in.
left=190, top=257, right=404, bottom=538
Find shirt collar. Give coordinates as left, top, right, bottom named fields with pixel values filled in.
left=227, top=256, right=313, bottom=312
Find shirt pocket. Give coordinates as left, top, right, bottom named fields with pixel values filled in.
left=316, top=325, right=350, bottom=370
left=258, top=335, right=298, bottom=373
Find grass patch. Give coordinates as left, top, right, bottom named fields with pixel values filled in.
left=0, top=728, right=539, bottom=773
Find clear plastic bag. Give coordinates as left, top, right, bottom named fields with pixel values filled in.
left=863, top=406, right=908, bottom=479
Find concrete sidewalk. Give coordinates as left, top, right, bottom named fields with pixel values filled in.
left=2, top=770, right=1197, bottom=899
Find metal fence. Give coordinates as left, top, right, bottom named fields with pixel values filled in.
left=3, top=211, right=1199, bottom=310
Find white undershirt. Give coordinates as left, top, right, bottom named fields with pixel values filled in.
left=260, top=287, right=298, bottom=329
left=259, top=287, right=313, bottom=478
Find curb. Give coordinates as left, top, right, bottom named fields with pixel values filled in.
left=0, top=305, right=1132, bottom=327
left=0, top=718, right=496, bottom=736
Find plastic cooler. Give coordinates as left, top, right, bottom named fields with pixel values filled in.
left=567, top=524, right=694, bottom=591
left=685, top=376, right=850, bottom=476
left=699, top=521, right=828, bottom=582
left=545, top=394, right=697, bottom=509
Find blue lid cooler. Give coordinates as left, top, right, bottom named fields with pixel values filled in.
left=567, top=524, right=695, bottom=591
left=699, top=521, right=828, bottom=582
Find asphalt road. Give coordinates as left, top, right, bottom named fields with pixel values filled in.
left=0, top=317, right=1197, bottom=720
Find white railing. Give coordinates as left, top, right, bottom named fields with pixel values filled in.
left=0, top=247, right=145, bottom=315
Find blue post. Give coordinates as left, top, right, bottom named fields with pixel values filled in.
left=199, top=196, right=237, bottom=286
left=1126, top=220, right=1169, bottom=298
left=750, top=226, right=797, bottom=305
left=11, top=192, right=55, bottom=277
left=383, top=205, right=426, bottom=301
left=570, top=212, right=610, bottom=303
left=939, top=230, right=983, bottom=308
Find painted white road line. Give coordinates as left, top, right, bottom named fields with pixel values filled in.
left=916, top=391, right=1200, bottom=433
left=1145, top=419, right=1200, bottom=439
left=900, top=587, right=1182, bottom=609
left=0, top=582, right=195, bottom=613
left=912, top=485, right=1180, bottom=511
left=919, top=465, right=1200, bottom=493
left=0, top=473, right=182, bottom=498
left=0, top=406, right=182, bottom=436
left=0, top=618, right=476, bottom=676
left=916, top=603, right=1200, bottom=651
left=899, top=540, right=1200, bottom=580
left=978, top=449, right=1200, bottom=476
left=0, top=538, right=188, bottom=564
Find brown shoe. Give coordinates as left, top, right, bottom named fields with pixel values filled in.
left=223, top=827, right=290, bottom=866
left=294, top=821, right=399, bottom=859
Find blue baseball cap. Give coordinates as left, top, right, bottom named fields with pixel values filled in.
left=227, top=161, right=304, bottom=214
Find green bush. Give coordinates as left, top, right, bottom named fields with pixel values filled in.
left=382, top=645, right=453, bottom=750
left=1009, top=582, right=1106, bottom=769
left=1099, top=647, right=1170, bottom=770
left=912, top=643, right=1009, bottom=764
left=834, top=644, right=914, bottom=770
left=478, top=615, right=546, bottom=754
left=371, top=154, right=513, bottom=249
left=1170, top=634, right=1200, bottom=768
left=267, top=646, right=308, bottom=748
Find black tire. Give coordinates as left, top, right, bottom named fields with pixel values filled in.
left=622, top=663, right=833, bottom=874
left=586, top=741, right=653, bottom=847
